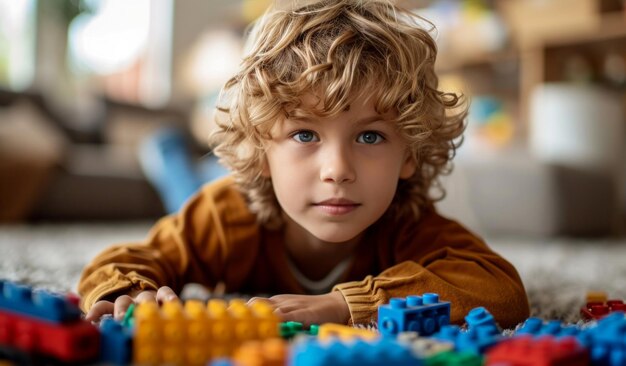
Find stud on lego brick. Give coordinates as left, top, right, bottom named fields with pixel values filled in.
left=378, top=293, right=450, bottom=337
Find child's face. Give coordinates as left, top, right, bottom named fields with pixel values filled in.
left=263, top=94, right=416, bottom=243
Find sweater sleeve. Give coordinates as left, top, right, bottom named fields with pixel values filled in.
left=333, top=210, right=529, bottom=329
left=77, top=177, right=258, bottom=313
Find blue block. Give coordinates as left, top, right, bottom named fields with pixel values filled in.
left=516, top=317, right=581, bottom=338
left=433, top=324, right=501, bottom=355
left=99, top=317, right=133, bottom=365
left=0, top=280, right=81, bottom=323
left=465, top=307, right=498, bottom=330
left=290, top=337, right=420, bottom=366
left=577, top=312, right=626, bottom=366
left=378, top=293, right=450, bottom=337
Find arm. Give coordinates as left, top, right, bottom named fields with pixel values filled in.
left=333, top=211, right=529, bottom=329
left=78, top=177, right=258, bottom=315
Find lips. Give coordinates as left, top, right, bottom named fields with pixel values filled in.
left=313, top=198, right=360, bottom=215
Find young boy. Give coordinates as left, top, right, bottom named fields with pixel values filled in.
left=80, top=0, right=529, bottom=329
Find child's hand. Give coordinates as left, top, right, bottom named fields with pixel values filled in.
left=248, top=291, right=350, bottom=327
left=84, top=286, right=179, bottom=322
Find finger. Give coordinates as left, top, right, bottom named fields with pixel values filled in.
left=113, top=295, right=135, bottom=321
left=247, top=296, right=272, bottom=307
left=84, top=300, right=114, bottom=322
left=156, top=286, right=179, bottom=303
left=134, top=290, right=157, bottom=304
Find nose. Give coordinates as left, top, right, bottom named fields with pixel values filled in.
left=319, top=143, right=356, bottom=184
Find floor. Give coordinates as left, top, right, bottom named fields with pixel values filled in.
left=1, top=222, right=625, bottom=324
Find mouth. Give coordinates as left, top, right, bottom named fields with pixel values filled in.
left=313, top=198, right=361, bottom=216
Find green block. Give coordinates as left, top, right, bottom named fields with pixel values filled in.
left=425, top=351, right=483, bottom=366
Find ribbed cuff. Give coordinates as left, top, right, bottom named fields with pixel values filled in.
left=332, top=277, right=381, bottom=326
left=80, top=274, right=158, bottom=313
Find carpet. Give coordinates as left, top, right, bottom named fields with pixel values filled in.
left=1, top=223, right=625, bottom=324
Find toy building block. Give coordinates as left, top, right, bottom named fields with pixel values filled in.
left=432, top=324, right=501, bottom=355
left=378, top=293, right=450, bottom=337
left=0, top=309, right=100, bottom=363
left=425, top=351, right=483, bottom=366
left=280, top=321, right=319, bottom=339
left=99, top=317, right=133, bottom=365
left=486, top=335, right=589, bottom=366
left=290, top=337, right=422, bottom=366
left=396, top=331, right=454, bottom=358
left=581, top=298, right=626, bottom=320
left=464, top=307, right=498, bottom=331
left=0, top=280, right=81, bottom=323
left=576, top=312, right=626, bottom=366
left=515, top=318, right=581, bottom=338
left=232, top=338, right=287, bottom=366
left=586, top=291, right=608, bottom=303
left=318, top=323, right=378, bottom=342
left=133, top=298, right=281, bottom=366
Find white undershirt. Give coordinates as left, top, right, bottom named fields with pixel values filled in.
left=285, top=254, right=353, bottom=295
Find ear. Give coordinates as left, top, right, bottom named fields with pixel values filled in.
left=399, top=153, right=416, bottom=179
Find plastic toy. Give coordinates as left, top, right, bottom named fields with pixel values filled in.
left=396, top=331, right=454, bottom=358
left=132, top=298, right=280, bottom=366
left=581, top=298, right=626, bottom=320
left=486, top=335, right=589, bottom=366
left=290, top=337, right=421, bottom=366
left=99, top=317, right=133, bottom=365
left=515, top=317, right=581, bottom=338
left=577, top=312, right=626, bottom=366
left=464, top=307, right=498, bottom=331
left=378, top=293, right=450, bottom=337
left=425, top=350, right=483, bottom=366
left=0, top=280, right=81, bottom=323
left=0, top=280, right=100, bottom=363
left=318, top=323, right=378, bottom=341
left=432, top=324, right=501, bottom=355
left=279, top=321, right=319, bottom=339
left=232, top=338, right=287, bottom=366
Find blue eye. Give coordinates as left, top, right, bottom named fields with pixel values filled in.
left=292, top=130, right=318, bottom=143
left=357, top=131, right=384, bottom=144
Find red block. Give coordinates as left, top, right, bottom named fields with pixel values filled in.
left=581, top=299, right=626, bottom=320
left=486, top=335, right=589, bottom=366
left=0, top=310, right=100, bottom=363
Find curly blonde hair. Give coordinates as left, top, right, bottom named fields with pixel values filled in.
left=209, top=0, right=467, bottom=228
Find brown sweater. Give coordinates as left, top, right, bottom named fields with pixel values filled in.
left=78, top=177, right=529, bottom=328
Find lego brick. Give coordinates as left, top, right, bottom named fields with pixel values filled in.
left=0, top=280, right=81, bottom=323
left=486, top=335, right=589, bottom=366
left=465, top=307, right=498, bottom=331
left=581, top=299, right=626, bottom=320
left=396, top=331, right=454, bottom=358
left=318, top=323, right=378, bottom=342
left=378, top=293, right=450, bottom=337
left=432, top=324, right=501, bottom=355
left=425, top=351, right=483, bottom=366
left=133, top=298, right=280, bottom=366
left=516, top=318, right=581, bottom=338
left=280, top=321, right=319, bottom=339
left=290, top=337, right=421, bottom=366
left=586, top=291, right=608, bottom=304
left=577, top=312, right=626, bottom=366
left=233, top=338, right=287, bottom=366
left=99, top=317, right=133, bottom=365
left=0, top=309, right=100, bottom=363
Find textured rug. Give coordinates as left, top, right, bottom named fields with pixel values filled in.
left=1, top=223, right=625, bottom=324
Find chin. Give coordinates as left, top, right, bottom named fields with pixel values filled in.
left=310, top=226, right=363, bottom=244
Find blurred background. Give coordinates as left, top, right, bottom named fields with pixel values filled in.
left=1, top=0, right=625, bottom=239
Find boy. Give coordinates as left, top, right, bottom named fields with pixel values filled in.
left=80, top=0, right=529, bottom=328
